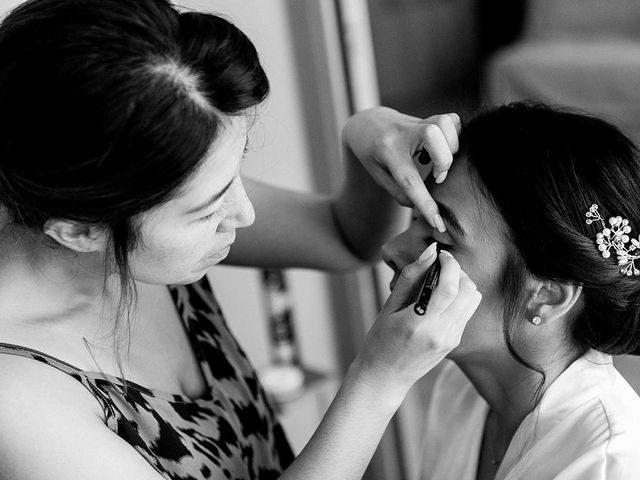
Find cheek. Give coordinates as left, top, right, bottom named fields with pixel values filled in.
left=130, top=226, right=208, bottom=273
left=452, top=242, right=503, bottom=297
left=454, top=255, right=508, bottom=349
left=470, top=287, right=503, bottom=328
left=450, top=246, right=506, bottom=319
left=449, top=283, right=506, bottom=360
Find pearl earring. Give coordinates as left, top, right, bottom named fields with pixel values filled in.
left=530, top=315, right=542, bottom=326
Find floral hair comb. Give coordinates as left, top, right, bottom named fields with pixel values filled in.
left=585, top=204, right=640, bottom=276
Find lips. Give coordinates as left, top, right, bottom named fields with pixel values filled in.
left=204, top=235, right=236, bottom=261
left=206, top=244, right=232, bottom=259
left=208, top=233, right=236, bottom=257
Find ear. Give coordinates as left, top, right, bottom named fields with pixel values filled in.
left=526, top=278, right=583, bottom=325
left=43, top=219, right=107, bottom=253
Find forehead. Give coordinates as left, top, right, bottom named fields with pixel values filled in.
left=183, top=116, right=247, bottom=187
left=153, top=116, right=248, bottom=216
left=197, top=115, right=247, bottom=170
left=429, top=156, right=506, bottom=246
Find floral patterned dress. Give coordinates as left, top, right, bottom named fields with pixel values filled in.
left=0, top=277, right=294, bottom=480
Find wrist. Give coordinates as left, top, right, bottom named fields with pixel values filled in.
left=343, top=356, right=411, bottom=414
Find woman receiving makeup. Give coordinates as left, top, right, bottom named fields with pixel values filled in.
left=383, top=102, right=640, bottom=480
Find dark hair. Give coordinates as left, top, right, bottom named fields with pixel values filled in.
left=0, top=0, right=268, bottom=354
left=461, top=102, right=640, bottom=370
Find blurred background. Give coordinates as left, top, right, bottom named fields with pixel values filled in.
left=1, top=0, right=639, bottom=479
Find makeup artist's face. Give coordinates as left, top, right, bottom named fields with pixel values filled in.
left=128, top=116, right=255, bottom=285
left=381, top=156, right=509, bottom=361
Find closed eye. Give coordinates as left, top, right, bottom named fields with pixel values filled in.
left=201, top=195, right=229, bottom=222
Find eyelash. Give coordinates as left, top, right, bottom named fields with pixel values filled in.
left=201, top=196, right=229, bottom=222
left=199, top=144, right=249, bottom=223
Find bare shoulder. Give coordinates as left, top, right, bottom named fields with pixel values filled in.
left=0, top=353, right=103, bottom=418
left=0, top=354, right=163, bottom=480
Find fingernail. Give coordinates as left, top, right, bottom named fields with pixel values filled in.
left=418, top=242, right=438, bottom=262
left=435, top=171, right=448, bottom=184
left=440, top=249, right=453, bottom=258
left=433, top=214, right=446, bottom=233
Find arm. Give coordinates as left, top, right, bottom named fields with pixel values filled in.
left=224, top=177, right=371, bottom=271
left=224, top=176, right=409, bottom=271
left=225, top=108, right=460, bottom=271
left=280, top=357, right=403, bottom=479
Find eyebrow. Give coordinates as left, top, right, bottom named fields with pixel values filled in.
left=185, top=137, right=249, bottom=215
left=436, top=201, right=467, bottom=238
left=421, top=175, right=467, bottom=239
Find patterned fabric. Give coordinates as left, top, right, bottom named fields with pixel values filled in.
left=0, top=277, right=294, bottom=480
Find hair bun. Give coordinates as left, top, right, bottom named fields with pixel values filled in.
left=176, top=12, right=269, bottom=113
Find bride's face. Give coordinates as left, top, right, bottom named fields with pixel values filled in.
left=381, top=156, right=513, bottom=361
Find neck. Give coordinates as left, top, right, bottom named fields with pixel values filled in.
left=0, top=225, right=120, bottom=338
left=453, top=345, right=580, bottom=444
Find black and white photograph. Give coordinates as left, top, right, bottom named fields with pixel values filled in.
left=0, top=1, right=639, bottom=479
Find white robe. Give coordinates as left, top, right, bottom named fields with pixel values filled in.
left=419, top=350, right=640, bottom=480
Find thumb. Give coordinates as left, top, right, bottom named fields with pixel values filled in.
left=386, top=242, right=438, bottom=312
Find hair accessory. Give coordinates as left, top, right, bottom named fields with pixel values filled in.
left=585, top=204, right=640, bottom=276
left=530, top=315, right=542, bottom=326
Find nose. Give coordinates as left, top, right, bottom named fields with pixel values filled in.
left=218, top=179, right=255, bottom=232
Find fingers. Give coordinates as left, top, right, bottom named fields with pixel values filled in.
left=368, top=164, right=414, bottom=207
left=384, top=242, right=438, bottom=312
left=389, top=249, right=480, bottom=358
left=457, top=288, right=482, bottom=326
left=387, top=162, right=442, bottom=228
left=425, top=250, right=460, bottom=315
left=432, top=113, right=461, bottom=151
left=352, top=109, right=461, bottom=232
left=441, top=272, right=482, bottom=332
left=408, top=113, right=460, bottom=231
left=426, top=250, right=481, bottom=331
left=384, top=155, right=445, bottom=232
left=420, top=113, right=460, bottom=184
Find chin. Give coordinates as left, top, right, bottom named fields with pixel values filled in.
left=181, top=270, right=209, bottom=285
left=445, top=341, right=472, bottom=362
left=150, top=270, right=208, bottom=286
